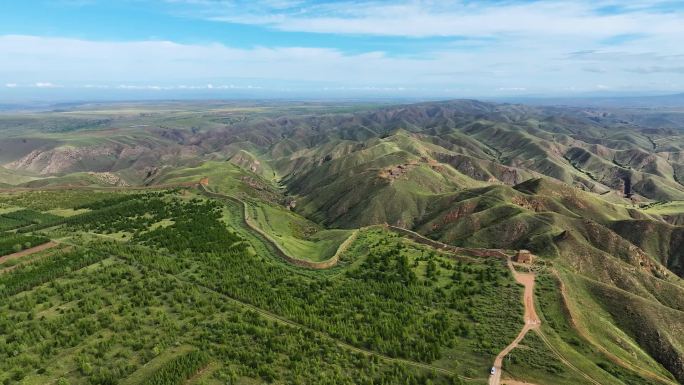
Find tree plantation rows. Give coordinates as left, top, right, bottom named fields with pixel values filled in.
left=144, top=350, right=209, bottom=385
left=119, top=225, right=523, bottom=365
left=0, top=209, right=60, bottom=231
left=0, top=189, right=524, bottom=384
left=23, top=193, right=246, bottom=254
left=16, top=192, right=172, bottom=233
left=134, top=198, right=244, bottom=254
left=0, top=247, right=106, bottom=298
left=0, top=190, right=131, bottom=211
left=74, top=194, right=143, bottom=211
left=0, top=248, right=462, bottom=385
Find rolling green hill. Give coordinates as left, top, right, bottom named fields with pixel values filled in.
left=0, top=99, right=683, bottom=384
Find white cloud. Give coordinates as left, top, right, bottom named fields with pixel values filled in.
left=34, top=82, right=59, bottom=88
left=0, top=1, right=679, bottom=98
left=181, top=0, right=684, bottom=39
left=0, top=32, right=682, bottom=96
left=150, top=0, right=684, bottom=96
left=0, top=35, right=473, bottom=87
left=498, top=87, right=527, bottom=91
left=117, top=84, right=165, bottom=90
left=83, top=84, right=110, bottom=89
left=112, top=83, right=263, bottom=90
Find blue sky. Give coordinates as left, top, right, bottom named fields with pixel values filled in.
left=1, top=0, right=683, bottom=100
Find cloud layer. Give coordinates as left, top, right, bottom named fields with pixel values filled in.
left=1, top=0, right=683, bottom=98
left=193, top=0, right=684, bottom=39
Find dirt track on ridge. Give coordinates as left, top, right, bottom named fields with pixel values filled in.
left=490, top=263, right=605, bottom=385
left=489, top=260, right=540, bottom=385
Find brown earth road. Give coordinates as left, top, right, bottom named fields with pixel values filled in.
left=489, top=259, right=540, bottom=385
left=0, top=241, right=58, bottom=265
left=496, top=268, right=668, bottom=385
left=0, top=243, right=71, bottom=275
left=490, top=262, right=603, bottom=385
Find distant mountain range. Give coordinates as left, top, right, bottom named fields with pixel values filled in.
left=499, top=92, right=684, bottom=108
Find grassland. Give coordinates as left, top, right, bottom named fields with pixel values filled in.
left=513, top=271, right=669, bottom=385
left=642, top=200, right=684, bottom=225
left=503, top=331, right=578, bottom=385
left=540, top=268, right=679, bottom=384
left=153, top=161, right=282, bottom=203
left=246, top=200, right=352, bottom=262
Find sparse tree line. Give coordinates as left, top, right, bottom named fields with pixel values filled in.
left=0, top=248, right=106, bottom=298
left=0, top=233, right=49, bottom=256
left=0, top=209, right=60, bottom=231
left=144, top=350, right=209, bottom=385
left=0, top=190, right=128, bottom=211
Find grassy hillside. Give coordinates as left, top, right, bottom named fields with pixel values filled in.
left=1, top=99, right=683, bottom=384
left=246, top=200, right=352, bottom=262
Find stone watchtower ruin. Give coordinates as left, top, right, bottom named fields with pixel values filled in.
left=514, top=249, right=534, bottom=264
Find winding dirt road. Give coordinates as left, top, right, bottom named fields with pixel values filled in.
left=489, top=261, right=540, bottom=385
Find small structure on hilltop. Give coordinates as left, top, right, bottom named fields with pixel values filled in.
left=514, top=249, right=535, bottom=264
